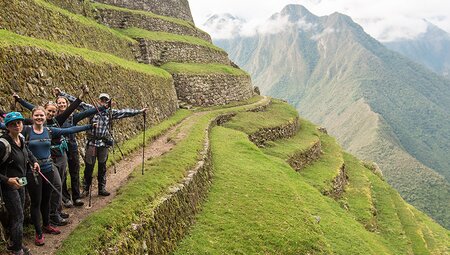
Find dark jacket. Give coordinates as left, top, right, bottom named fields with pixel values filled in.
left=0, top=134, right=37, bottom=183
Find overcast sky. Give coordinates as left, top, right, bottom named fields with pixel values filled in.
left=188, top=0, right=450, bottom=41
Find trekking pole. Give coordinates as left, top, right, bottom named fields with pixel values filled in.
left=86, top=182, right=92, bottom=209
left=108, top=99, right=117, bottom=174
left=142, top=111, right=146, bottom=175
left=38, top=170, right=63, bottom=198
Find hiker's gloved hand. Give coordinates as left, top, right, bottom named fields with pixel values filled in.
left=53, top=87, right=62, bottom=97
left=12, top=92, right=20, bottom=101
left=79, top=85, right=89, bottom=99
left=141, top=108, right=148, bottom=113
left=33, top=162, right=40, bottom=173
left=92, top=122, right=98, bottom=128
left=8, top=178, right=21, bottom=189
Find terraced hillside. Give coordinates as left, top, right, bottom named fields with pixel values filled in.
left=0, top=1, right=448, bottom=254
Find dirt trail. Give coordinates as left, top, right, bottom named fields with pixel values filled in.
left=26, top=113, right=204, bottom=255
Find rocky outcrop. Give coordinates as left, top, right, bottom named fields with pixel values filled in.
left=249, top=118, right=300, bottom=147
left=137, top=39, right=230, bottom=66
left=94, top=7, right=211, bottom=42
left=324, top=164, right=349, bottom=199
left=287, top=140, right=322, bottom=171
left=172, top=73, right=254, bottom=107
left=0, top=45, right=178, bottom=141
left=95, top=0, right=194, bottom=23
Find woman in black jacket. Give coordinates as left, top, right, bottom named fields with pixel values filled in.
left=0, top=112, right=39, bottom=255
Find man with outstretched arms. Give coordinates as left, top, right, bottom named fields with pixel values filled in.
left=55, top=88, right=146, bottom=197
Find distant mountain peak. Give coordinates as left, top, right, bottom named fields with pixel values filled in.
left=278, top=4, right=318, bottom=23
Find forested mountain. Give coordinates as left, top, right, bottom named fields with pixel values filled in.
left=384, top=21, right=450, bottom=78
left=208, top=5, right=450, bottom=228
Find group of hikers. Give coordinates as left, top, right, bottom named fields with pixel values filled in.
left=0, top=87, right=146, bottom=255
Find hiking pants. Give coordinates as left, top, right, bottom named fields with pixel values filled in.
left=27, top=170, right=53, bottom=235
left=1, top=184, right=25, bottom=252
left=64, top=148, right=81, bottom=201
left=49, top=161, right=63, bottom=215
left=83, top=145, right=108, bottom=192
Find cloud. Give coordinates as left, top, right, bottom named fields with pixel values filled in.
left=310, top=28, right=338, bottom=41
left=189, top=0, right=450, bottom=41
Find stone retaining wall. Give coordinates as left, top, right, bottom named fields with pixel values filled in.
left=137, top=39, right=230, bottom=66
left=0, top=0, right=136, bottom=60
left=99, top=113, right=235, bottom=254
left=95, top=0, right=194, bottom=23
left=94, top=8, right=211, bottom=42
left=324, top=164, right=349, bottom=199
left=0, top=45, right=178, bottom=141
left=249, top=118, right=300, bottom=147
left=173, top=73, right=254, bottom=107
left=287, top=140, right=322, bottom=171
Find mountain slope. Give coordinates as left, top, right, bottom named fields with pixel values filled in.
left=384, top=21, right=450, bottom=78
left=211, top=5, right=450, bottom=228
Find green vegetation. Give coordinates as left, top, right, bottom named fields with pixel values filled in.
left=91, top=1, right=199, bottom=30
left=223, top=99, right=298, bottom=134
left=195, top=95, right=264, bottom=112
left=118, top=28, right=224, bottom=51
left=35, top=0, right=134, bottom=42
left=262, top=117, right=320, bottom=160
left=0, top=30, right=170, bottom=78
left=174, top=127, right=393, bottom=254
left=161, top=62, right=249, bottom=76
left=58, top=98, right=270, bottom=254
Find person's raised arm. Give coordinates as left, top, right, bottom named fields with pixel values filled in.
left=54, top=86, right=89, bottom=126
left=112, top=107, right=147, bottom=120
left=54, top=86, right=93, bottom=111
left=49, top=123, right=95, bottom=137
left=13, top=92, right=35, bottom=111
left=72, top=105, right=107, bottom=125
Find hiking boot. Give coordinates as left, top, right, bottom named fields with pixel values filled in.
left=63, top=199, right=73, bottom=208
left=73, top=198, right=84, bottom=207
left=34, top=233, right=45, bottom=246
left=49, top=214, right=68, bottom=226
left=80, top=190, right=89, bottom=198
left=59, top=211, right=69, bottom=219
left=98, top=189, right=110, bottom=196
left=43, top=225, right=61, bottom=235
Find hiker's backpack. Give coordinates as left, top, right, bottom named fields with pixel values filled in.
left=0, top=138, right=11, bottom=165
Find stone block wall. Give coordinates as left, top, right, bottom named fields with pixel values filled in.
left=287, top=140, right=322, bottom=171
left=137, top=39, right=230, bottom=66
left=94, top=8, right=211, bottom=42
left=324, top=164, right=349, bottom=199
left=172, top=74, right=254, bottom=107
left=249, top=118, right=300, bottom=147
left=0, top=0, right=136, bottom=60
left=95, top=0, right=194, bottom=23
left=0, top=45, right=178, bottom=141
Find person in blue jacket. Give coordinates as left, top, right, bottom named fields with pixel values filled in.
left=13, top=89, right=88, bottom=226
left=0, top=112, right=39, bottom=255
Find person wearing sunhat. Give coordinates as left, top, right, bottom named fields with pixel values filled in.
left=56, top=90, right=146, bottom=197
left=0, top=112, right=39, bottom=255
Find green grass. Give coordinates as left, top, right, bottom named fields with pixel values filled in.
left=161, top=62, right=249, bottom=76
left=174, top=126, right=394, bottom=254
left=262, top=117, right=320, bottom=160
left=341, top=153, right=377, bottom=230
left=223, top=99, right=298, bottom=134
left=0, top=30, right=170, bottom=78
left=58, top=98, right=270, bottom=254
left=35, top=0, right=135, bottom=42
left=91, top=1, right=199, bottom=30
left=118, top=28, right=224, bottom=52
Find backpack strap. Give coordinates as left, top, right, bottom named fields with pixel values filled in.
left=0, top=138, right=11, bottom=164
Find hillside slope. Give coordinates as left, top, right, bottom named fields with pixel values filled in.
left=211, top=5, right=450, bottom=228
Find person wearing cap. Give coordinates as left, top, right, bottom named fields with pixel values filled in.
left=56, top=89, right=146, bottom=197
left=0, top=112, right=39, bottom=255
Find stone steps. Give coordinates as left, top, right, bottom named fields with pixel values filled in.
left=92, top=2, right=211, bottom=42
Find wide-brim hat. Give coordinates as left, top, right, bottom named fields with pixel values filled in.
left=4, top=112, right=25, bottom=126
